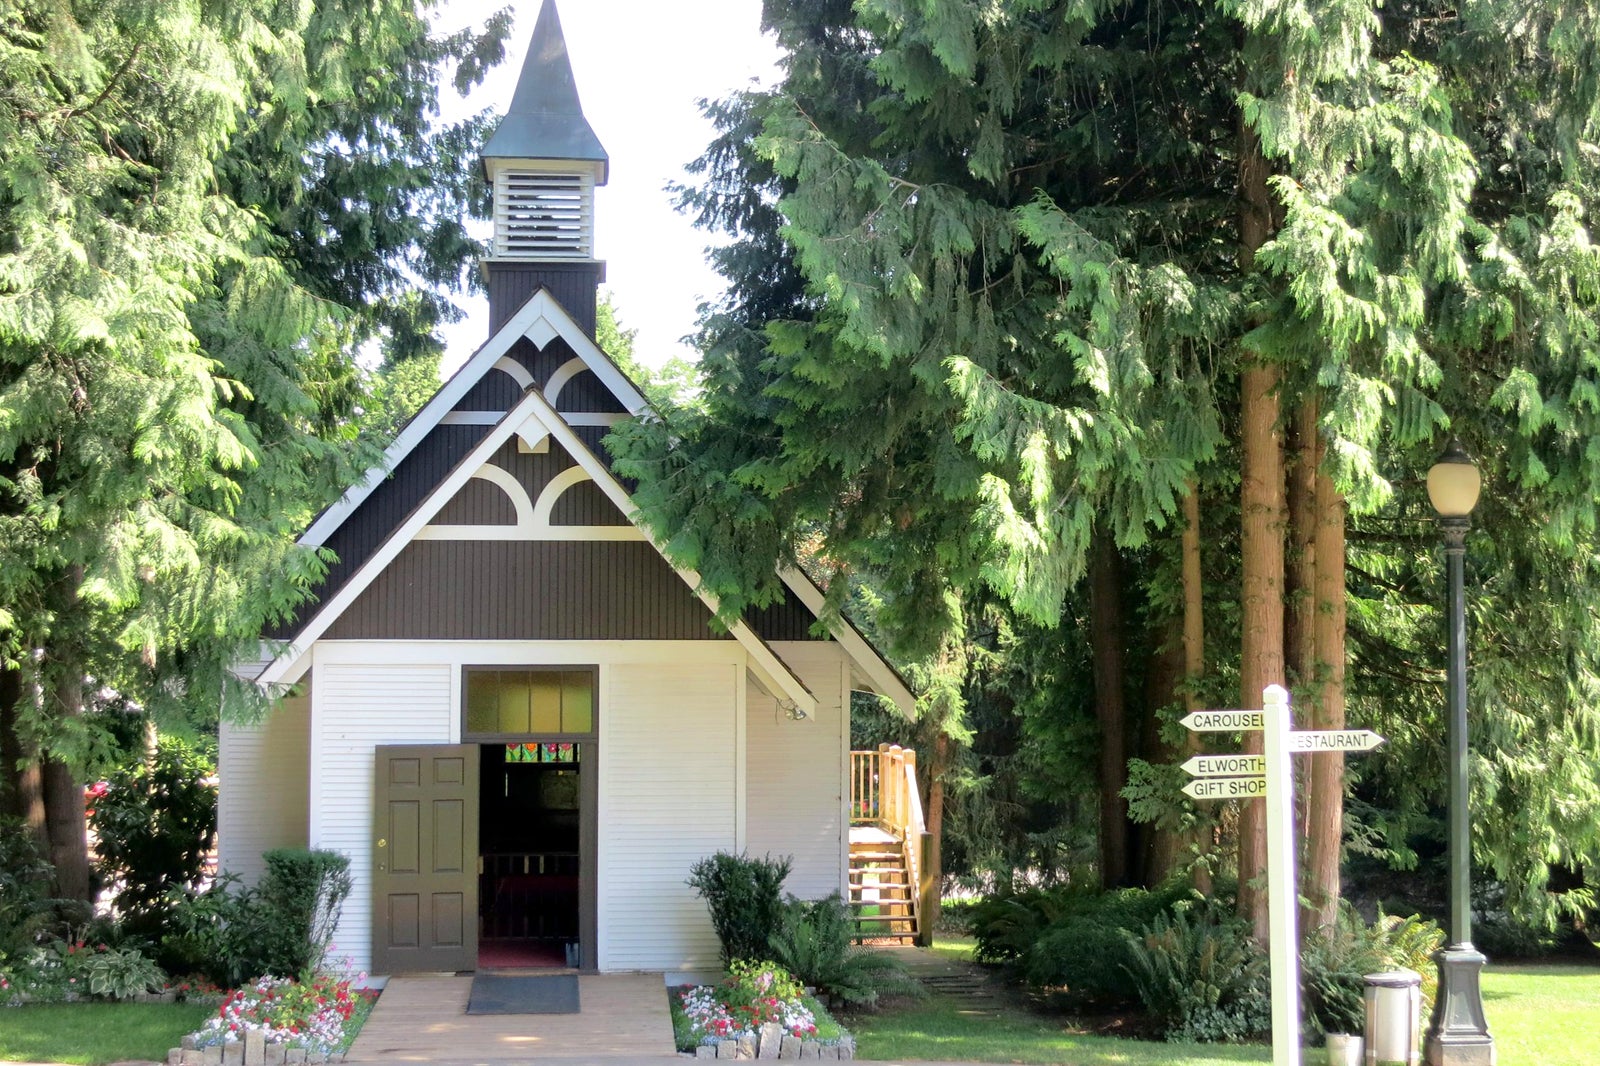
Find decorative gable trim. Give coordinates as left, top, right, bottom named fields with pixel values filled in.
left=299, top=289, right=646, bottom=550
left=414, top=456, right=644, bottom=542
left=259, top=391, right=817, bottom=717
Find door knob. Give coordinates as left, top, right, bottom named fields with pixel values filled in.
left=377, top=838, right=387, bottom=848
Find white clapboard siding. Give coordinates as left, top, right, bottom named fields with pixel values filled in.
left=600, top=663, right=737, bottom=971
left=748, top=644, right=848, bottom=900
left=218, top=691, right=312, bottom=887
left=311, top=662, right=455, bottom=975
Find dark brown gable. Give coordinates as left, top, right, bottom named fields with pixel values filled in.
left=324, top=540, right=729, bottom=641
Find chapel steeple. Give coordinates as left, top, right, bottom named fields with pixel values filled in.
left=481, top=0, right=609, bottom=335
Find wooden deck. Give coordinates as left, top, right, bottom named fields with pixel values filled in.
left=346, top=973, right=676, bottom=1062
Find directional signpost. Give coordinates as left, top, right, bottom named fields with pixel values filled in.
left=1178, top=686, right=1387, bottom=1066
left=1288, top=729, right=1384, bottom=753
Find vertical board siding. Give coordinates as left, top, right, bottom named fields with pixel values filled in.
left=549, top=480, right=631, bottom=526
left=325, top=541, right=728, bottom=641
left=745, top=595, right=822, bottom=642
left=432, top=477, right=518, bottom=526
left=485, top=262, right=602, bottom=336
left=312, top=663, right=454, bottom=976
left=552, top=370, right=622, bottom=414
left=600, top=663, right=737, bottom=972
left=453, top=370, right=524, bottom=413
left=746, top=645, right=848, bottom=900
left=218, top=692, right=311, bottom=886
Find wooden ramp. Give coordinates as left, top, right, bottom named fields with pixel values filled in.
left=347, top=973, right=675, bottom=1062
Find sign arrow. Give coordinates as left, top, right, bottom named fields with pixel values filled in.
left=1288, top=729, right=1385, bottom=753
left=1182, top=753, right=1267, bottom=777
left=1181, top=709, right=1264, bottom=732
left=1181, top=775, right=1268, bottom=800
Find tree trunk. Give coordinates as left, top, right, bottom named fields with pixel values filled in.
left=922, top=730, right=952, bottom=936
left=1237, top=113, right=1285, bottom=944
left=0, top=667, right=49, bottom=852
left=1089, top=525, right=1131, bottom=889
left=1142, top=613, right=1185, bottom=886
left=1285, top=399, right=1318, bottom=690
left=1304, top=467, right=1347, bottom=934
left=42, top=656, right=91, bottom=903
left=1181, top=479, right=1213, bottom=894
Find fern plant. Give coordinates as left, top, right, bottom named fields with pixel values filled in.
left=1302, top=904, right=1445, bottom=1036
left=1123, top=905, right=1271, bottom=1042
left=766, top=894, right=922, bottom=1007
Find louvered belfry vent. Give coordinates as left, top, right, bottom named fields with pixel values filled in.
left=495, top=170, right=594, bottom=259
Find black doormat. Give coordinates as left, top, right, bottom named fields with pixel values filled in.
left=466, top=972, right=581, bottom=1015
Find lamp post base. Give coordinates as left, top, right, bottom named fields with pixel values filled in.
left=1425, top=944, right=1495, bottom=1066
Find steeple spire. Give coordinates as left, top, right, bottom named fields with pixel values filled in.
left=481, top=0, right=609, bottom=181
left=480, top=0, right=608, bottom=337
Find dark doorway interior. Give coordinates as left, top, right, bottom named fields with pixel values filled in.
left=478, top=742, right=581, bottom=968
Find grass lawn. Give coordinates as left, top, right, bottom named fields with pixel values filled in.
left=851, top=1001, right=1273, bottom=1065
left=0, top=988, right=378, bottom=1066
left=0, top=1001, right=214, bottom=1065
left=854, top=939, right=1600, bottom=1064
left=1482, top=963, right=1600, bottom=1066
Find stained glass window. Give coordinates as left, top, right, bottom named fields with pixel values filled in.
left=503, top=742, right=580, bottom=764
left=467, top=669, right=594, bottom=736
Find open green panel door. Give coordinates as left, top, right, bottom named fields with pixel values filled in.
left=372, top=745, right=479, bottom=973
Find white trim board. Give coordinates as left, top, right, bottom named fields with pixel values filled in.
left=777, top=567, right=916, bottom=716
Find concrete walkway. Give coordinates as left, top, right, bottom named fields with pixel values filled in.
left=346, top=973, right=676, bottom=1062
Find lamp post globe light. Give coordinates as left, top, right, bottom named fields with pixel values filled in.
left=1423, top=437, right=1495, bottom=1066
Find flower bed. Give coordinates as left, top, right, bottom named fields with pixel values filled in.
left=182, top=974, right=375, bottom=1059
left=669, top=961, right=852, bottom=1058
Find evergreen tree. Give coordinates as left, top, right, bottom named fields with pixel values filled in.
left=0, top=0, right=508, bottom=898
left=615, top=0, right=1600, bottom=934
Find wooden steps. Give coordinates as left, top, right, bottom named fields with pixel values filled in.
left=848, top=835, right=917, bottom=943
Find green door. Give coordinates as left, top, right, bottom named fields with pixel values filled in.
left=372, top=745, right=479, bottom=973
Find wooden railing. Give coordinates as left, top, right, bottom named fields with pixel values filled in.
left=850, top=745, right=935, bottom=946
left=850, top=744, right=919, bottom=834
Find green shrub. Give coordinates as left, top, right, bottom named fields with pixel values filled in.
left=1033, top=883, right=1198, bottom=1006
left=767, top=894, right=922, bottom=1006
left=687, top=852, right=792, bottom=966
left=1124, top=904, right=1271, bottom=1043
left=1, top=937, right=164, bottom=1003
left=1301, top=907, right=1443, bottom=1037
left=970, top=879, right=1198, bottom=1007
left=968, top=887, right=1075, bottom=964
left=258, top=849, right=354, bottom=977
left=90, top=736, right=217, bottom=945
left=161, top=850, right=354, bottom=987
left=0, top=817, right=56, bottom=957
left=161, top=876, right=270, bottom=987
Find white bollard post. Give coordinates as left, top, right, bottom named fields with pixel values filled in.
left=1262, top=684, right=1303, bottom=1066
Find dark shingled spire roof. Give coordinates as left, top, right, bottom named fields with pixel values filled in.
left=480, top=0, right=609, bottom=182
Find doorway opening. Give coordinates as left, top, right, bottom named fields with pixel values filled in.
left=478, top=741, right=581, bottom=969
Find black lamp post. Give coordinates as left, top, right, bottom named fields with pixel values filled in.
left=1423, top=438, right=1495, bottom=1066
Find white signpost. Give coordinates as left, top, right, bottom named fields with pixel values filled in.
left=1179, top=685, right=1387, bottom=1066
